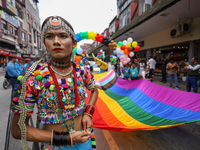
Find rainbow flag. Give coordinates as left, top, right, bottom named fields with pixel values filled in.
left=86, top=70, right=200, bottom=131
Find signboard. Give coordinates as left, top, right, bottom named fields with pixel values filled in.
left=21, top=54, right=30, bottom=58
left=0, top=10, right=18, bottom=27
left=0, top=50, right=10, bottom=56
left=6, top=1, right=18, bottom=16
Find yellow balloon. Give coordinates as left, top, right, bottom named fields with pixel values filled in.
left=132, top=41, right=138, bottom=48
left=117, top=45, right=120, bottom=48
left=127, top=42, right=131, bottom=47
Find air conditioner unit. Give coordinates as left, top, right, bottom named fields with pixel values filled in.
left=179, top=23, right=190, bottom=34
left=2, top=28, right=5, bottom=32
left=14, top=35, right=18, bottom=39
left=4, top=30, right=10, bottom=35
left=170, top=28, right=181, bottom=38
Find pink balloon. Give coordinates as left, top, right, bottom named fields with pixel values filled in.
left=123, top=60, right=128, bottom=65
left=127, top=58, right=131, bottom=62
left=120, top=55, right=124, bottom=60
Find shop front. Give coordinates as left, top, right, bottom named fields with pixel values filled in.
left=0, top=49, right=10, bottom=66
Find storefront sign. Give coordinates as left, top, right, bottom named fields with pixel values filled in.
left=6, top=1, right=18, bottom=16
left=30, top=54, right=36, bottom=58
left=21, top=54, right=30, bottom=58
left=0, top=50, right=10, bottom=56
left=0, top=10, right=18, bottom=27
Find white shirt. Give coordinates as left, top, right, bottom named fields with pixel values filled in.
left=185, top=64, right=200, bottom=70
left=108, top=62, right=112, bottom=71
left=147, top=58, right=156, bottom=69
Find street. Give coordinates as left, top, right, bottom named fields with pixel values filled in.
left=0, top=75, right=200, bottom=150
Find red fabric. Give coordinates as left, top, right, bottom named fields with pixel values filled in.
left=48, top=63, right=65, bottom=109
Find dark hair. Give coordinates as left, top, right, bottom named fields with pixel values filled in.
left=194, top=57, right=198, bottom=62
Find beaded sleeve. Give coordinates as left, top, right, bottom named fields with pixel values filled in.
left=12, top=75, right=37, bottom=116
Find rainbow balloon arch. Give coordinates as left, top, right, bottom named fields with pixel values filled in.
left=73, top=31, right=141, bottom=66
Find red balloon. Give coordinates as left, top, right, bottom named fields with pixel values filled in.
left=121, top=45, right=125, bottom=50
left=127, top=47, right=133, bottom=52
left=135, top=46, right=140, bottom=52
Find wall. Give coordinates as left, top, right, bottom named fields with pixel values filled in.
left=137, top=17, right=200, bottom=51
left=25, top=0, right=40, bottom=24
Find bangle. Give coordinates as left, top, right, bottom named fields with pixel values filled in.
left=84, top=105, right=95, bottom=116
left=51, top=129, right=54, bottom=145
left=83, top=112, right=93, bottom=119
left=53, top=131, right=70, bottom=146
left=87, top=104, right=95, bottom=109
left=69, top=132, right=76, bottom=146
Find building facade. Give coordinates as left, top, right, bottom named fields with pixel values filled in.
left=89, top=0, right=200, bottom=78
left=0, top=0, right=42, bottom=66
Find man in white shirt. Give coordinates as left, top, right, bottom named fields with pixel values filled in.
left=147, top=56, right=156, bottom=81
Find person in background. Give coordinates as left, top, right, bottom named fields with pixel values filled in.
left=145, top=66, right=153, bottom=81
left=161, top=55, right=168, bottom=83
left=16, top=57, right=23, bottom=74
left=7, top=54, right=20, bottom=91
left=129, top=63, right=139, bottom=80
left=23, top=58, right=31, bottom=71
left=147, top=56, right=156, bottom=81
left=84, top=61, right=90, bottom=71
left=124, top=63, right=130, bottom=80
left=139, top=59, right=145, bottom=77
left=166, top=57, right=179, bottom=89
left=185, top=57, right=200, bottom=93
left=111, top=62, right=115, bottom=70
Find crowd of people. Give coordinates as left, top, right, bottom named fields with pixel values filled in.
left=4, top=55, right=42, bottom=91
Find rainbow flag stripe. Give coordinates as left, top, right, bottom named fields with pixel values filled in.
left=86, top=71, right=200, bottom=131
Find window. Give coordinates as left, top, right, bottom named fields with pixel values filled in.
left=33, top=31, right=37, bottom=43
left=1, top=23, right=6, bottom=30
left=119, top=6, right=130, bottom=29
left=22, top=32, right=26, bottom=41
left=10, top=26, right=13, bottom=34
left=15, top=29, right=17, bottom=35
left=27, top=14, right=29, bottom=20
left=27, top=23, right=31, bottom=32
left=29, top=45, right=32, bottom=54
left=18, top=20, right=23, bottom=28
left=28, top=34, right=32, bottom=43
left=140, top=0, right=152, bottom=15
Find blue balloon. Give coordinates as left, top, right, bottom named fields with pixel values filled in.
left=76, top=47, right=83, bottom=55
left=75, top=33, right=82, bottom=42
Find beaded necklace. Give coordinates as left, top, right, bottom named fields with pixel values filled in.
left=48, top=63, right=75, bottom=132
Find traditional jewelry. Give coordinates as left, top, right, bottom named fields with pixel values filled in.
left=51, top=59, right=71, bottom=68
left=41, top=16, right=75, bottom=42
left=51, top=64, right=72, bottom=73
left=51, top=129, right=54, bottom=145
left=50, top=65, right=72, bottom=77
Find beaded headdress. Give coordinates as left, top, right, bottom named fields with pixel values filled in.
left=18, top=16, right=76, bottom=150
left=41, top=16, right=75, bottom=42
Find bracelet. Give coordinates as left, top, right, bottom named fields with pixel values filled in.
left=87, top=104, right=95, bottom=109
left=84, top=105, right=95, bottom=116
left=51, top=129, right=54, bottom=145
left=83, top=112, right=93, bottom=119
left=69, top=132, right=76, bottom=146
left=53, top=131, right=70, bottom=146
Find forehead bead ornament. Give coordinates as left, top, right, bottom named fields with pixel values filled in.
left=41, top=16, right=76, bottom=42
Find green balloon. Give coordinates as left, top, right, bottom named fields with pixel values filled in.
left=73, top=48, right=77, bottom=54
left=118, top=41, right=123, bottom=47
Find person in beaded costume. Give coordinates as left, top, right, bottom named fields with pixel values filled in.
left=11, top=16, right=98, bottom=150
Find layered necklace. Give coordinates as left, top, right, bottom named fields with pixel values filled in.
left=50, top=65, right=73, bottom=77
left=48, top=62, right=79, bottom=132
